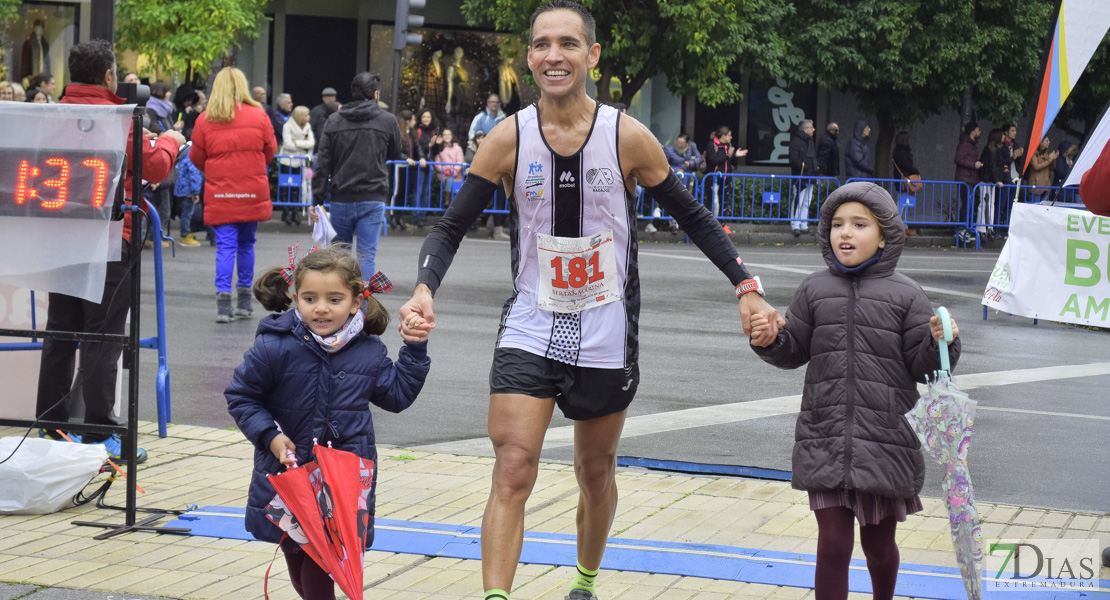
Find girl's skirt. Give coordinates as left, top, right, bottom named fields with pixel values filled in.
left=808, top=489, right=923, bottom=526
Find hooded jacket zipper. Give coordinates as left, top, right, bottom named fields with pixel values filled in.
left=842, top=278, right=858, bottom=489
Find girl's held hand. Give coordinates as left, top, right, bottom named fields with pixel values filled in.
left=929, top=315, right=959, bottom=342
left=749, top=313, right=775, bottom=347
left=399, top=308, right=431, bottom=342
left=270, top=433, right=296, bottom=465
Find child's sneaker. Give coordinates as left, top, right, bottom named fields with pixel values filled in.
left=93, top=434, right=148, bottom=465
left=38, top=429, right=81, bottom=443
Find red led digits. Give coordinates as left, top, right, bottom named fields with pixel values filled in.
left=14, top=160, right=41, bottom=205
left=40, top=158, right=70, bottom=209
left=82, top=159, right=109, bottom=207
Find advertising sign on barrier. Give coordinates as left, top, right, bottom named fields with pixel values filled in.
left=982, top=203, right=1110, bottom=326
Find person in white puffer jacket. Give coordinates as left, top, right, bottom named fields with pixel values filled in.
left=279, top=105, right=315, bottom=225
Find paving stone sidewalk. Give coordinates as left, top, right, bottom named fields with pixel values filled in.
left=1, top=423, right=1107, bottom=600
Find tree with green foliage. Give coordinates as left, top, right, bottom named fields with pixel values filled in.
left=116, top=0, right=269, bottom=80
left=0, top=0, right=20, bottom=22
left=460, top=0, right=791, bottom=107
left=787, top=0, right=1053, bottom=178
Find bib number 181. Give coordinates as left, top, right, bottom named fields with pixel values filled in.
left=549, top=252, right=604, bottom=289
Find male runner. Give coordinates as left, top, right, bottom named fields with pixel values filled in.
left=399, top=2, right=784, bottom=598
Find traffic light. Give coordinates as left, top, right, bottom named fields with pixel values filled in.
left=394, top=0, right=425, bottom=50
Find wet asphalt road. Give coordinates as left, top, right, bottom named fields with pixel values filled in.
left=131, top=224, right=1109, bottom=514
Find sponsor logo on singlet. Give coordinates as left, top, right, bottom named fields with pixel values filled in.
left=525, top=160, right=546, bottom=199
left=585, top=167, right=615, bottom=193
left=558, top=170, right=577, bottom=189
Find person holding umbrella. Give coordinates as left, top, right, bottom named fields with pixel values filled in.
left=225, top=244, right=431, bottom=599
left=748, top=182, right=961, bottom=600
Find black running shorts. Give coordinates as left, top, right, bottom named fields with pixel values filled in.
left=489, top=347, right=638, bottom=421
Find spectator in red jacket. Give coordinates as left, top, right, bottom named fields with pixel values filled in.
left=36, top=39, right=184, bottom=465
left=1080, top=137, right=1110, bottom=217
left=190, top=67, right=278, bottom=323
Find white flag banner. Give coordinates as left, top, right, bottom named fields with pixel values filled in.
left=983, top=203, right=1110, bottom=326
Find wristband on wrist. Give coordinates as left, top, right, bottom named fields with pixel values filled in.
left=736, top=276, right=764, bottom=298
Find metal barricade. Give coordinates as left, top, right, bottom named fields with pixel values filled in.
left=635, top=171, right=699, bottom=235
left=388, top=159, right=509, bottom=221
left=845, top=177, right=972, bottom=245
left=274, top=154, right=313, bottom=208
left=704, top=173, right=840, bottom=227
left=965, top=183, right=1084, bottom=248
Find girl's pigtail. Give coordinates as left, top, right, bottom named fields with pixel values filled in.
left=362, top=295, right=390, bottom=336
left=253, top=267, right=294, bottom=312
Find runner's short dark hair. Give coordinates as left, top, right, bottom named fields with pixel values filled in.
left=530, top=0, right=596, bottom=47
left=69, top=39, right=115, bottom=85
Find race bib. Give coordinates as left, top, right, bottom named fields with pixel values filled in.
left=536, top=229, right=620, bottom=313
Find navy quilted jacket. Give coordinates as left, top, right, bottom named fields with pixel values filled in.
left=226, top=310, right=430, bottom=546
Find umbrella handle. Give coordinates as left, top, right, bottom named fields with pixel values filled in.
left=936, top=306, right=953, bottom=373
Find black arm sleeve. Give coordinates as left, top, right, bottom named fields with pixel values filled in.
left=415, top=173, right=501, bottom=294
left=646, top=171, right=753, bottom=286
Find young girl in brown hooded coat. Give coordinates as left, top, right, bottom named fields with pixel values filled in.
left=749, top=182, right=961, bottom=600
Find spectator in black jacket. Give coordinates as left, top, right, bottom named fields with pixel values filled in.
left=788, top=120, right=818, bottom=236
left=845, top=119, right=874, bottom=179
left=817, top=122, right=840, bottom=180
left=311, top=73, right=401, bottom=278
left=976, top=128, right=1007, bottom=240
left=310, top=87, right=338, bottom=145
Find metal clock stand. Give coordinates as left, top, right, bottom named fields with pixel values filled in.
left=0, top=107, right=189, bottom=539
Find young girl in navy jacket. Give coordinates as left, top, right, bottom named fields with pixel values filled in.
left=226, top=244, right=430, bottom=599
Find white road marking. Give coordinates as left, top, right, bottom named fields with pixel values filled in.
left=415, top=363, right=1110, bottom=456
left=639, top=251, right=986, bottom=299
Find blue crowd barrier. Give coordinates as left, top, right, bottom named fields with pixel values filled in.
left=966, top=183, right=1083, bottom=249
left=703, top=173, right=841, bottom=228
left=0, top=201, right=175, bottom=438
left=845, top=178, right=971, bottom=243
left=387, top=160, right=509, bottom=219
left=273, top=154, right=314, bottom=208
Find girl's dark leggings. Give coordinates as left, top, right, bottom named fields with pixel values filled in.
left=813, top=507, right=900, bottom=600
left=283, top=547, right=336, bottom=600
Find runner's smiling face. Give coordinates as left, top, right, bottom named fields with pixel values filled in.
left=527, top=9, right=600, bottom=98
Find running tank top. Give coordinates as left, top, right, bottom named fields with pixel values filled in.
left=496, top=103, right=639, bottom=369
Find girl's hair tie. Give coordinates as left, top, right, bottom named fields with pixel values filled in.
left=279, top=242, right=318, bottom=285
left=362, top=271, right=394, bottom=300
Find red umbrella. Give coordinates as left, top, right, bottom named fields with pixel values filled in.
left=265, top=442, right=375, bottom=600
left=315, top=443, right=375, bottom=593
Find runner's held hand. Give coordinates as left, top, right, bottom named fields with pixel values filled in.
left=740, top=293, right=783, bottom=339
left=399, top=285, right=436, bottom=342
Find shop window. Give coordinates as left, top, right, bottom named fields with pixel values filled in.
left=2, top=2, right=79, bottom=100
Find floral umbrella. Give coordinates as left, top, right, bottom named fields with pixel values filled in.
left=904, top=307, right=982, bottom=600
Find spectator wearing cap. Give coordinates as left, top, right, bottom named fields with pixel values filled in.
left=468, top=93, right=506, bottom=143
left=310, top=86, right=338, bottom=143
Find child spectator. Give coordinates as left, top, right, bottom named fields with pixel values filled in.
left=173, top=144, right=204, bottom=246
left=749, top=182, right=960, bottom=600
left=226, top=244, right=431, bottom=600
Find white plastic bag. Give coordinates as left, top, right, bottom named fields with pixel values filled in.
left=312, top=206, right=338, bottom=248
left=0, top=437, right=107, bottom=514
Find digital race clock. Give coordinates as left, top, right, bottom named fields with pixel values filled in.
left=2, top=149, right=125, bottom=219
